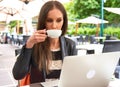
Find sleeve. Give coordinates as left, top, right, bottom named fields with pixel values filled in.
left=12, top=45, right=33, bottom=80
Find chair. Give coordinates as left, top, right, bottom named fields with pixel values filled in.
left=15, top=49, right=21, bottom=56
left=77, top=35, right=84, bottom=44
left=22, top=35, right=30, bottom=45
left=69, top=37, right=78, bottom=45
left=89, top=35, right=98, bottom=44
left=84, top=35, right=89, bottom=43
left=102, top=40, right=120, bottom=79
left=105, top=35, right=111, bottom=40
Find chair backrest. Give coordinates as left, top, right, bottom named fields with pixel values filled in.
left=69, top=37, right=78, bottom=45
left=15, top=49, right=21, bottom=56
left=22, top=35, right=30, bottom=45
left=102, top=40, right=120, bottom=53
left=77, top=35, right=84, bottom=42
left=105, top=35, right=111, bottom=40
left=102, top=40, right=120, bottom=65
left=84, top=35, right=89, bottom=42
left=102, top=40, right=120, bottom=79
left=89, top=35, right=98, bottom=44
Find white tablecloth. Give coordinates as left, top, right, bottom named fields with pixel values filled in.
left=109, top=78, right=120, bottom=87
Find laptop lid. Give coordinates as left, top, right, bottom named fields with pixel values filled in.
left=58, top=52, right=120, bottom=87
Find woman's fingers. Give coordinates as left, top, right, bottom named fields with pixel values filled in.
left=37, top=29, right=46, bottom=34
left=26, top=29, right=47, bottom=48
left=33, top=30, right=47, bottom=43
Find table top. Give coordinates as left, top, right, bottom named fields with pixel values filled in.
left=95, top=36, right=106, bottom=40
left=21, top=83, right=43, bottom=87
left=76, top=44, right=104, bottom=54
left=21, top=78, right=120, bottom=87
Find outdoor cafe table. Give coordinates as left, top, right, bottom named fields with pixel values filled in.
left=21, top=78, right=120, bottom=87
left=95, top=36, right=106, bottom=40
left=95, top=36, right=106, bottom=43
left=76, top=44, right=104, bottom=55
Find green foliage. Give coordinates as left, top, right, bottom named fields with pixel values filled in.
left=8, top=20, right=21, bottom=34
left=8, top=21, right=17, bottom=29
left=72, top=0, right=100, bottom=19
left=65, top=1, right=120, bottom=39
left=67, top=26, right=120, bottom=39
left=77, top=27, right=96, bottom=35
left=8, top=21, right=17, bottom=34
left=67, top=24, right=76, bottom=35
left=103, top=0, right=120, bottom=23
left=64, top=0, right=120, bottom=24
left=64, top=1, right=76, bottom=21
left=104, top=27, right=120, bottom=39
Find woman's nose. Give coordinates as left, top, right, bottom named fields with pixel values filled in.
left=52, top=22, right=57, bottom=29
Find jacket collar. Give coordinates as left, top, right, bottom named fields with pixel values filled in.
left=60, top=36, right=68, bottom=60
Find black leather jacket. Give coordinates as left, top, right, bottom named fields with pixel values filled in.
left=12, top=36, right=77, bottom=83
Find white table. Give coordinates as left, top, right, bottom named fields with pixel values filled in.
left=76, top=44, right=104, bottom=55
left=22, top=79, right=120, bottom=87
left=95, top=36, right=106, bottom=42
left=109, top=78, right=120, bottom=87
left=95, top=36, right=106, bottom=40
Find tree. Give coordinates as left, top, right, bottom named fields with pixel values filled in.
left=8, top=21, right=17, bottom=34
left=104, top=0, right=120, bottom=24
left=72, top=0, right=100, bottom=19
left=64, top=0, right=120, bottom=25
left=64, top=1, right=75, bottom=21
left=8, top=21, right=17, bottom=29
left=8, top=20, right=21, bottom=34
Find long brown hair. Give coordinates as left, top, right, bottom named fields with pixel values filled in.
left=33, top=0, right=68, bottom=73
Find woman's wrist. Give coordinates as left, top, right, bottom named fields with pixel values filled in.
left=26, top=40, right=34, bottom=48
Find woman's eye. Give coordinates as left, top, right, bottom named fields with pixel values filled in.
left=46, top=18, right=63, bottom=23
left=57, top=19, right=62, bottom=22
left=46, top=19, right=53, bottom=22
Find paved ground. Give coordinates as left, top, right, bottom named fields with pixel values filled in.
left=0, top=44, right=20, bottom=87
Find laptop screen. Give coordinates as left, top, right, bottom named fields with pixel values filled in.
left=58, top=52, right=120, bottom=87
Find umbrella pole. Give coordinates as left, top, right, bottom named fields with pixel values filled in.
left=17, top=20, right=19, bottom=34
left=75, top=23, right=79, bottom=35
left=96, top=24, right=100, bottom=36
left=24, top=19, right=28, bottom=35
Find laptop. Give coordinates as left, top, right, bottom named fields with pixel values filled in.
left=58, top=52, right=120, bottom=87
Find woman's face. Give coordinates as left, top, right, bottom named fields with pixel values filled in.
left=46, top=8, right=63, bottom=30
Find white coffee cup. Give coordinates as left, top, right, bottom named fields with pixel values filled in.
left=47, top=29, right=62, bottom=38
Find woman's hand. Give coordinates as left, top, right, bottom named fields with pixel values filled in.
left=26, top=29, right=47, bottom=48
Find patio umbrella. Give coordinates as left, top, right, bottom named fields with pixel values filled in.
left=19, top=0, right=35, bottom=4
left=42, top=0, right=71, bottom=3
left=0, top=0, right=34, bottom=21
left=104, top=7, right=120, bottom=15
left=23, top=0, right=44, bottom=17
left=0, top=0, right=24, bottom=10
left=0, top=10, right=32, bottom=22
left=76, top=16, right=108, bottom=24
left=0, top=0, right=38, bottom=34
left=76, top=16, right=109, bottom=36
left=22, top=0, right=71, bottom=18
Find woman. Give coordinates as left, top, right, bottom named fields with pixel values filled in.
left=12, top=0, right=77, bottom=84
